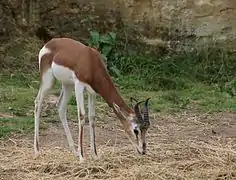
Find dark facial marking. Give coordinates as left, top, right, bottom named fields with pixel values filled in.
left=143, top=142, right=147, bottom=151
left=142, top=142, right=147, bottom=155
left=134, top=129, right=139, bottom=136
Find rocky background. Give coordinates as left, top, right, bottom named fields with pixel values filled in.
left=1, top=0, right=236, bottom=60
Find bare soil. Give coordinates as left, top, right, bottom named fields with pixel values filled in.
left=1, top=111, right=236, bottom=180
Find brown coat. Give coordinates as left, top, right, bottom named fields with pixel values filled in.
left=41, top=38, right=134, bottom=115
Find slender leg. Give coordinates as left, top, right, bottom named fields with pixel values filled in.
left=88, top=92, right=97, bottom=158
left=34, top=70, right=54, bottom=157
left=34, top=88, right=42, bottom=156
left=57, top=84, right=78, bottom=156
left=78, top=94, right=86, bottom=158
left=74, top=80, right=85, bottom=161
left=56, top=85, right=64, bottom=107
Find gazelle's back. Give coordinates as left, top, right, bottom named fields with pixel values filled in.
left=39, top=38, right=106, bottom=86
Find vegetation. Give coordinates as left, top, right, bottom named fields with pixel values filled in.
left=0, top=30, right=236, bottom=138
left=0, top=117, right=35, bottom=138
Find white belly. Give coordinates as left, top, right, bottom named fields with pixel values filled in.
left=51, top=62, right=96, bottom=94
left=51, top=62, right=74, bottom=85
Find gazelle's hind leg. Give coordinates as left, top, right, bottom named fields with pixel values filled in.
left=57, top=83, right=78, bottom=156
left=56, top=86, right=64, bottom=108
left=34, top=69, right=55, bottom=157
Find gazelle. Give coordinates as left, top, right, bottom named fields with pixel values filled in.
left=34, top=37, right=151, bottom=161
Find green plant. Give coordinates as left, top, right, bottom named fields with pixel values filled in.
left=87, top=30, right=122, bottom=77
left=87, top=30, right=117, bottom=62
left=109, top=41, right=236, bottom=94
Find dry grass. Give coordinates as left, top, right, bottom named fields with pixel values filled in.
left=1, top=112, right=236, bottom=180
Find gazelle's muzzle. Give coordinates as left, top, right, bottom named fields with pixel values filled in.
left=135, top=142, right=147, bottom=155
left=130, top=97, right=151, bottom=155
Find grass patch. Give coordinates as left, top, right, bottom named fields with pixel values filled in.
left=0, top=71, right=235, bottom=119
left=0, top=117, right=35, bottom=138
left=0, top=37, right=236, bottom=137
left=108, top=45, right=236, bottom=92
left=0, top=75, right=37, bottom=117
left=0, top=72, right=236, bottom=138
left=120, top=83, right=236, bottom=113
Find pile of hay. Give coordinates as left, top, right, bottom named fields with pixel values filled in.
left=1, top=112, right=236, bottom=180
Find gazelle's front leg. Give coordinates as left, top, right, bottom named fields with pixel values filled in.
left=88, top=92, right=97, bottom=158
left=75, top=80, right=85, bottom=161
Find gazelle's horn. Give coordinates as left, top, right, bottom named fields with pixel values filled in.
left=130, top=97, right=138, bottom=103
left=143, top=98, right=151, bottom=125
left=130, top=97, right=138, bottom=107
left=134, top=101, right=144, bottom=123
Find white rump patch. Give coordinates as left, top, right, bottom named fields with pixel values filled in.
left=41, top=68, right=54, bottom=90
left=38, top=46, right=51, bottom=70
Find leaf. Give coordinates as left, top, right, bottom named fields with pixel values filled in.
left=109, top=32, right=116, bottom=41
left=100, top=35, right=112, bottom=44
left=87, top=39, right=93, bottom=47
left=101, top=54, right=108, bottom=67
left=90, top=31, right=100, bottom=48
left=102, top=45, right=112, bottom=57
left=110, top=65, right=121, bottom=77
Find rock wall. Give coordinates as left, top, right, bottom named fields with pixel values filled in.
left=119, top=0, right=236, bottom=48
left=1, top=0, right=236, bottom=49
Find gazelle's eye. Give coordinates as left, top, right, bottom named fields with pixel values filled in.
left=134, top=129, right=139, bottom=136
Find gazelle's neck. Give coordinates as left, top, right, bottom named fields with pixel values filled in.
left=92, top=70, right=133, bottom=115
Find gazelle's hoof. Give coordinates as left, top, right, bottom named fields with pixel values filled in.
left=78, top=154, right=85, bottom=163
left=79, top=156, right=85, bottom=163
left=34, top=151, right=40, bottom=159
left=91, top=153, right=99, bottom=161
left=74, top=151, right=85, bottom=162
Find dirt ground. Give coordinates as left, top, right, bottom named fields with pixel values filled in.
left=1, top=110, right=236, bottom=180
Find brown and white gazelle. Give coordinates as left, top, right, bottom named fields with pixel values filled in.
left=34, top=37, right=151, bottom=161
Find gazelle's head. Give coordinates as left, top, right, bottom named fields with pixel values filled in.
left=113, top=98, right=151, bottom=155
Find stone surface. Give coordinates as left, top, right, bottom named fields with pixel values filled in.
left=0, top=0, right=236, bottom=48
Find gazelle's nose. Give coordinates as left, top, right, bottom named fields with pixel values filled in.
left=136, top=147, right=146, bottom=155
left=136, top=147, right=142, bottom=154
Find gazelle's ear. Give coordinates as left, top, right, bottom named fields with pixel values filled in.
left=113, top=103, right=121, bottom=113
left=112, top=103, right=127, bottom=121
left=130, top=97, right=138, bottom=108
